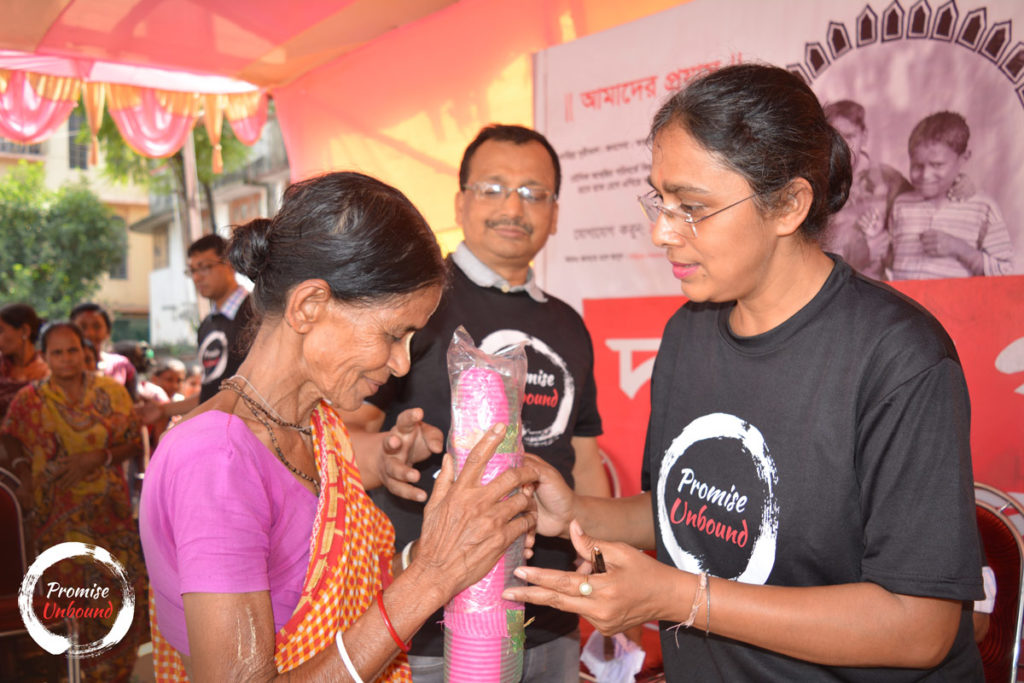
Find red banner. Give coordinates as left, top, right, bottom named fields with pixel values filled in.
left=585, top=275, right=1024, bottom=497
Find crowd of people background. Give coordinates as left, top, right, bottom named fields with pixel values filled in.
left=0, top=62, right=1010, bottom=682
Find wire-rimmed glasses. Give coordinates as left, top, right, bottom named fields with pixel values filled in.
left=638, top=191, right=756, bottom=238
left=184, top=261, right=224, bottom=277
left=463, top=181, right=557, bottom=205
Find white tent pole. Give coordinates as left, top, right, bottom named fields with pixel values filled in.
left=182, top=129, right=204, bottom=244
left=181, top=129, right=209, bottom=319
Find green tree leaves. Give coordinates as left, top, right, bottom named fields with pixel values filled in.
left=0, top=162, right=125, bottom=319
left=87, top=103, right=255, bottom=233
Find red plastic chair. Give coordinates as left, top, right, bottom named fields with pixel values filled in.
left=0, top=469, right=79, bottom=682
left=974, top=482, right=1024, bottom=682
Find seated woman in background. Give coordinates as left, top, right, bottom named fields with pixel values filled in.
left=0, top=303, right=48, bottom=417
left=139, top=172, right=538, bottom=682
left=1, top=321, right=147, bottom=681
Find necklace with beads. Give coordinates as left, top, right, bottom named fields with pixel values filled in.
left=221, top=376, right=320, bottom=496
left=221, top=375, right=313, bottom=434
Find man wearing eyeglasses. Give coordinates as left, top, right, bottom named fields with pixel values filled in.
left=185, top=234, right=254, bottom=404
left=345, top=124, right=605, bottom=683
left=137, top=234, right=253, bottom=426
left=165, top=235, right=251, bottom=410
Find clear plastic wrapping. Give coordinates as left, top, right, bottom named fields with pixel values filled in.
left=443, top=326, right=527, bottom=683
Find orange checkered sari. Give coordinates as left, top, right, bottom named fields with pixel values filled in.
left=150, top=401, right=412, bottom=681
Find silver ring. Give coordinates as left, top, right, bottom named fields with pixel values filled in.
left=578, top=581, right=593, bottom=596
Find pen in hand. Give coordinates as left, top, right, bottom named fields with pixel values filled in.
left=592, top=547, right=614, bottom=660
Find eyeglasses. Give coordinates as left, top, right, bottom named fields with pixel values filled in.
left=184, top=261, right=224, bottom=277
left=463, top=181, right=557, bottom=205
left=638, top=191, right=756, bottom=238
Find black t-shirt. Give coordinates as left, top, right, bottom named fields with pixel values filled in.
left=641, top=257, right=983, bottom=681
left=196, top=295, right=254, bottom=403
left=369, top=258, right=602, bottom=655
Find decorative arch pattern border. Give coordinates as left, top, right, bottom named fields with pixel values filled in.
left=786, top=2, right=1024, bottom=108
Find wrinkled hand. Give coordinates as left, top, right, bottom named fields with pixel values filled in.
left=53, top=450, right=104, bottom=489
left=376, top=408, right=444, bottom=503
left=134, top=398, right=164, bottom=425
left=415, top=423, right=539, bottom=599
left=502, top=520, right=675, bottom=635
left=920, top=229, right=967, bottom=258
left=524, top=453, right=576, bottom=539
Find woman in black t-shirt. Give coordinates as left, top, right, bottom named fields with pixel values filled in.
left=504, top=64, right=983, bottom=681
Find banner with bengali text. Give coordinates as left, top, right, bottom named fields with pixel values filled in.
left=534, top=0, right=1024, bottom=495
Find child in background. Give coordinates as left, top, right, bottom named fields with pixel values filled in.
left=823, top=100, right=911, bottom=279
left=890, top=111, right=1015, bottom=280
left=180, top=362, right=203, bottom=400
left=150, top=357, right=187, bottom=401
left=82, top=339, right=98, bottom=372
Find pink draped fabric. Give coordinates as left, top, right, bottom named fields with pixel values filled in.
left=0, top=50, right=264, bottom=168
left=226, top=91, right=268, bottom=146
left=202, top=91, right=267, bottom=172
left=0, top=70, right=80, bottom=144
left=106, top=85, right=200, bottom=158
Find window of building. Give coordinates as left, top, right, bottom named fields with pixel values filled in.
left=153, top=224, right=170, bottom=270
left=229, top=193, right=261, bottom=226
left=109, top=217, right=128, bottom=279
left=0, top=139, right=43, bottom=156
left=68, top=110, right=89, bottom=170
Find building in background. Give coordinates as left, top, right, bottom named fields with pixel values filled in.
left=130, top=111, right=290, bottom=350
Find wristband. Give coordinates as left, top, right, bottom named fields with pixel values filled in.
left=376, top=590, right=410, bottom=653
left=335, top=631, right=365, bottom=683
left=680, top=571, right=707, bottom=629
left=704, top=574, right=712, bottom=636
left=400, top=540, right=414, bottom=572
left=10, top=456, right=31, bottom=470
left=104, top=449, right=113, bottom=466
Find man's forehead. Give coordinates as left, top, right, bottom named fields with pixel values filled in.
left=465, top=140, right=556, bottom=182
left=188, top=249, right=221, bottom=263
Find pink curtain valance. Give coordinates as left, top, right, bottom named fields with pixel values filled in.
left=0, top=69, right=81, bottom=144
left=226, top=91, right=268, bottom=146
left=107, top=84, right=201, bottom=158
left=0, top=56, right=268, bottom=171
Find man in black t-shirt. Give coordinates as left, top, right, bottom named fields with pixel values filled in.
left=345, top=125, right=604, bottom=683
left=138, top=235, right=253, bottom=428
left=187, top=234, right=254, bottom=403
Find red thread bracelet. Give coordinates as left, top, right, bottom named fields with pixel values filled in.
left=376, top=590, right=410, bottom=653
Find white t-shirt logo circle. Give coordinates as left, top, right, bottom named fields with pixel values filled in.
left=656, top=412, right=779, bottom=584
left=198, top=329, right=229, bottom=385
left=481, top=330, right=575, bottom=448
